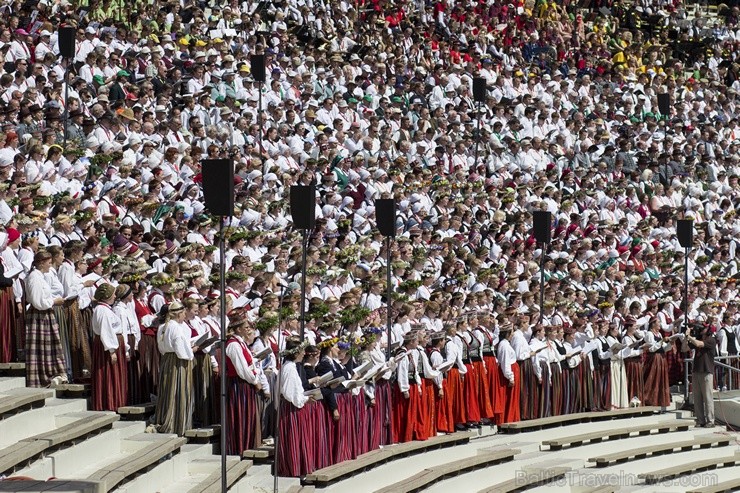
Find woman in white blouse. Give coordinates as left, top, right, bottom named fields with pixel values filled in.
left=496, top=323, right=520, bottom=423
left=154, top=301, right=195, bottom=436
left=225, top=316, right=266, bottom=455
left=276, top=336, right=313, bottom=477
left=114, top=283, right=142, bottom=404
left=91, top=283, right=128, bottom=411
left=24, top=250, right=67, bottom=387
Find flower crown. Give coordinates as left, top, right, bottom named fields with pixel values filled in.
left=281, top=340, right=309, bottom=357
left=151, top=275, right=176, bottom=287
left=317, top=337, right=339, bottom=349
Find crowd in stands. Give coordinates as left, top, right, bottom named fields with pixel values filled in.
left=0, top=0, right=738, bottom=478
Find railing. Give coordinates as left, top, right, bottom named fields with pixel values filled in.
left=683, top=355, right=740, bottom=402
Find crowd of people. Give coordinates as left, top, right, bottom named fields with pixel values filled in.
left=0, top=0, right=738, bottom=479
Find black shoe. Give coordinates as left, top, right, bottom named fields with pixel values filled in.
left=454, top=424, right=467, bottom=431
left=705, top=422, right=715, bottom=428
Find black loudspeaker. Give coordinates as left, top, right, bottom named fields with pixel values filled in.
left=251, top=54, right=266, bottom=83
left=532, top=210, right=551, bottom=244
left=657, top=93, right=671, bottom=116
left=677, top=219, right=693, bottom=248
left=201, top=159, right=234, bottom=216
left=472, top=77, right=486, bottom=103
left=58, top=26, right=76, bottom=59
left=375, top=199, right=396, bottom=237
left=290, top=185, right=316, bottom=230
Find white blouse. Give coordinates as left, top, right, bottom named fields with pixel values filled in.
left=25, top=269, right=55, bottom=310
left=92, top=303, right=125, bottom=352
left=280, top=360, right=308, bottom=408
left=157, top=320, right=194, bottom=360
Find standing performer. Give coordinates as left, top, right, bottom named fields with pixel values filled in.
left=443, top=324, right=466, bottom=429
left=392, top=331, right=422, bottom=442
left=91, top=283, right=129, bottom=411
left=497, top=323, right=520, bottom=423
left=154, top=301, right=195, bottom=435
left=606, top=322, right=629, bottom=409
left=643, top=317, right=672, bottom=408
left=0, top=231, right=19, bottom=363
left=622, top=321, right=645, bottom=405
left=25, top=250, right=67, bottom=388
left=592, top=322, right=612, bottom=411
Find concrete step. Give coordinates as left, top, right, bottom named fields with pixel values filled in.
left=149, top=456, right=251, bottom=493
left=0, top=397, right=88, bottom=449
left=15, top=421, right=146, bottom=479
left=0, top=411, right=119, bottom=475
left=0, top=376, right=25, bottom=393
left=229, top=463, right=301, bottom=493
left=85, top=433, right=188, bottom=492
left=0, top=387, right=54, bottom=417
left=113, top=443, right=215, bottom=493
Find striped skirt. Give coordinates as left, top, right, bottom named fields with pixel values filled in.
left=192, top=352, right=215, bottom=427
left=25, top=307, right=67, bottom=388
left=64, top=299, right=91, bottom=382
left=373, top=379, right=392, bottom=446
left=226, top=377, right=261, bottom=455
left=352, top=392, right=371, bottom=455
left=473, top=360, right=493, bottom=420
left=537, top=361, right=551, bottom=418
left=91, top=334, right=128, bottom=411
left=643, top=352, right=671, bottom=407
left=154, top=352, right=194, bottom=436
left=127, top=335, right=143, bottom=405
left=277, top=400, right=312, bottom=477
left=53, top=305, right=73, bottom=381
left=518, top=359, right=537, bottom=420
left=307, top=399, right=330, bottom=470
left=550, top=363, right=564, bottom=416
left=624, top=358, right=644, bottom=404
left=580, top=362, right=594, bottom=412
left=334, top=392, right=356, bottom=462
left=593, top=361, right=611, bottom=411
left=562, top=366, right=577, bottom=415
left=435, top=379, right=453, bottom=433
left=137, top=332, right=159, bottom=401
left=0, top=286, right=17, bottom=363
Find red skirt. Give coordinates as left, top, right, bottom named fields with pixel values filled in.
left=484, top=355, right=504, bottom=421
left=226, top=377, right=261, bottom=455
left=518, top=359, right=537, bottom=421
left=417, top=379, right=435, bottom=440
left=446, top=367, right=466, bottom=426
left=463, top=363, right=481, bottom=423
left=550, top=363, right=564, bottom=416
left=435, top=378, right=453, bottom=433
left=352, top=392, right=370, bottom=456
left=137, top=332, right=159, bottom=400
left=499, top=363, right=521, bottom=423
left=91, top=334, right=128, bottom=412
left=308, top=400, right=330, bottom=470
left=473, top=360, right=494, bottom=420
left=593, top=361, right=611, bottom=411
left=391, top=383, right=421, bottom=443
left=334, top=393, right=356, bottom=463
left=643, top=352, right=670, bottom=407
left=0, top=286, right=17, bottom=363
left=277, top=400, right=312, bottom=477
left=374, top=379, right=392, bottom=446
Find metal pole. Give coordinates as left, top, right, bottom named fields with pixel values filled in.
left=273, top=285, right=286, bottom=493
left=386, top=236, right=392, bottom=360
left=258, top=80, right=264, bottom=157
left=539, top=243, right=545, bottom=324
left=473, top=101, right=481, bottom=172
left=219, top=218, right=227, bottom=493
left=299, top=230, right=308, bottom=341
left=684, top=246, right=689, bottom=334
left=63, top=58, right=69, bottom=148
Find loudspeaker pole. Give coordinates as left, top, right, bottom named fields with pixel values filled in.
left=218, top=217, right=227, bottom=493
left=473, top=102, right=481, bottom=172
left=63, top=58, right=69, bottom=149
left=385, top=236, right=392, bottom=360
left=258, top=81, right=264, bottom=157
left=539, top=244, right=545, bottom=324
left=273, top=284, right=288, bottom=493
left=299, top=229, right=308, bottom=341
left=684, top=245, right=689, bottom=333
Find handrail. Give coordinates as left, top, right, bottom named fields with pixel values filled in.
left=683, top=355, right=740, bottom=401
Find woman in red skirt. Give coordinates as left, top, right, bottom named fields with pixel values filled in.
left=427, top=331, right=451, bottom=433
left=277, top=337, right=314, bottom=477
left=391, top=331, right=422, bottom=443
left=497, top=323, right=521, bottom=423
left=225, top=316, right=265, bottom=454
left=415, top=330, right=438, bottom=440
left=91, top=283, right=129, bottom=411
left=443, top=325, right=466, bottom=429
left=133, top=279, right=159, bottom=401
left=458, top=321, right=481, bottom=426
left=643, top=317, right=671, bottom=407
